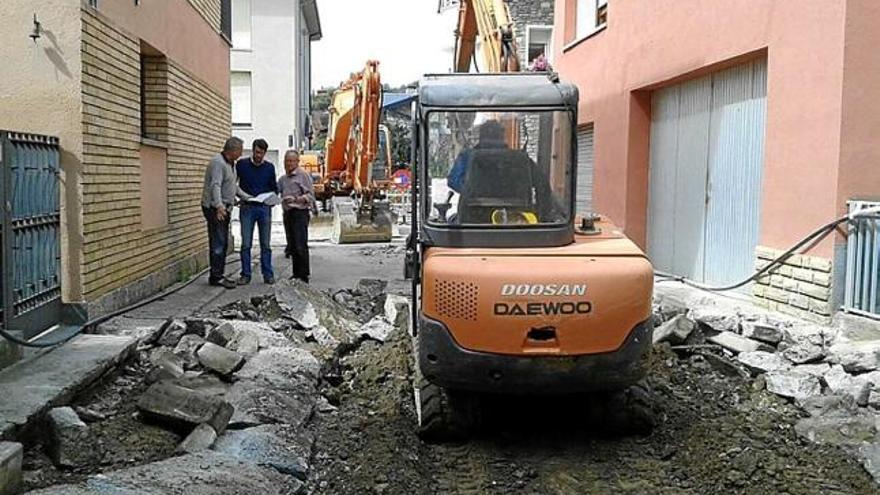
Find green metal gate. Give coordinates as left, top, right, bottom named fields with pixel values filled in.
left=0, top=131, right=62, bottom=339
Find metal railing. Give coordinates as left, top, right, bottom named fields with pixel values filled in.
left=844, top=200, right=880, bottom=319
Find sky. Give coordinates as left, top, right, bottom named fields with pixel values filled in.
left=311, top=0, right=459, bottom=89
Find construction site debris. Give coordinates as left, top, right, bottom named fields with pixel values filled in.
left=707, top=331, right=773, bottom=354
left=176, top=423, right=217, bottom=455
left=45, top=408, right=101, bottom=468
left=136, top=381, right=234, bottom=434
left=197, top=343, right=245, bottom=378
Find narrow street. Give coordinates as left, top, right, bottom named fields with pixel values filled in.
left=10, top=225, right=878, bottom=494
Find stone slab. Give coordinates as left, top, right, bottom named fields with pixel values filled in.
left=46, top=407, right=101, bottom=468
left=27, top=451, right=303, bottom=495
left=707, top=331, right=773, bottom=354
left=137, top=381, right=234, bottom=434
left=0, top=442, right=22, bottom=495
left=212, top=424, right=313, bottom=480
left=176, top=423, right=217, bottom=455
left=0, top=334, right=136, bottom=440
left=197, top=343, right=245, bottom=377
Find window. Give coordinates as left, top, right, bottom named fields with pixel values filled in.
left=424, top=111, right=573, bottom=228
left=575, top=0, right=607, bottom=39
left=221, top=0, right=232, bottom=41
left=140, top=44, right=168, bottom=141
left=232, top=0, right=252, bottom=50
left=231, top=71, right=252, bottom=127
left=526, top=26, right=553, bottom=65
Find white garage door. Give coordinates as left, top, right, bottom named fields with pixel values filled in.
left=576, top=124, right=594, bottom=217
left=647, top=59, right=767, bottom=285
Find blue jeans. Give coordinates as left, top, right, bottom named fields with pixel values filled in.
left=239, top=204, right=273, bottom=279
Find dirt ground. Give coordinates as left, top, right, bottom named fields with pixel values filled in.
left=307, top=328, right=877, bottom=495
left=17, top=241, right=879, bottom=494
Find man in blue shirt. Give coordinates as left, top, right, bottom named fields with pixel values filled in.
left=236, top=138, right=278, bottom=285
left=447, top=120, right=506, bottom=194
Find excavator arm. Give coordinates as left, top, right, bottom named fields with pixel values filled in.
left=454, top=0, right=520, bottom=73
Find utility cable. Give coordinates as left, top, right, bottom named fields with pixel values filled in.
left=0, top=252, right=251, bottom=348
left=655, top=206, right=880, bottom=292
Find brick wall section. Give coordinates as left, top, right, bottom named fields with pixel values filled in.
left=506, top=0, right=555, bottom=65
left=81, top=8, right=230, bottom=302
left=142, top=55, right=169, bottom=142
left=753, top=246, right=834, bottom=323
left=188, top=0, right=222, bottom=34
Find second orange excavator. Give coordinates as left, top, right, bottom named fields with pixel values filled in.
left=315, top=60, right=394, bottom=243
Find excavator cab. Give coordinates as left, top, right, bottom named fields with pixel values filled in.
left=407, top=73, right=655, bottom=439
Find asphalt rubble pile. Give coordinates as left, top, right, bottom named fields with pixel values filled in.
left=653, top=287, right=880, bottom=482
left=22, top=277, right=407, bottom=494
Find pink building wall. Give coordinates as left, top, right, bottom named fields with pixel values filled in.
left=552, top=0, right=880, bottom=259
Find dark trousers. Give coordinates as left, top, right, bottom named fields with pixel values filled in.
left=239, top=204, right=274, bottom=279
left=283, top=208, right=310, bottom=282
left=202, top=206, right=230, bottom=283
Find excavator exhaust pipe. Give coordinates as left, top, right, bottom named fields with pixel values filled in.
left=330, top=196, right=393, bottom=244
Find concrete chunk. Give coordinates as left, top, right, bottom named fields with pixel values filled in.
left=737, top=351, right=790, bottom=375
left=0, top=334, right=136, bottom=440
left=157, top=319, right=187, bottom=347
left=827, top=341, right=880, bottom=373
left=358, top=316, right=396, bottom=343
left=782, top=343, right=826, bottom=364
left=707, top=331, right=773, bottom=354
left=206, top=322, right=236, bottom=347
left=173, top=334, right=206, bottom=370
left=137, top=381, right=234, bottom=434
left=765, top=370, right=822, bottom=400
left=212, top=424, right=313, bottom=480
left=26, top=451, right=303, bottom=495
left=691, top=307, right=740, bottom=333
left=384, top=294, right=410, bottom=330
left=46, top=407, right=101, bottom=468
left=197, top=343, right=245, bottom=377
left=740, top=321, right=784, bottom=345
left=0, top=442, right=22, bottom=495
left=653, top=314, right=696, bottom=345
left=176, top=423, right=217, bottom=454
left=146, top=349, right=186, bottom=384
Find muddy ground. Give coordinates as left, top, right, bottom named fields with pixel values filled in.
left=308, top=329, right=876, bottom=494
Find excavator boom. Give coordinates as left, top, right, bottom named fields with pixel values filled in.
left=454, top=0, right=520, bottom=73
left=319, top=61, right=392, bottom=243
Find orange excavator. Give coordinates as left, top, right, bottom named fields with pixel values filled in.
left=406, top=0, right=655, bottom=438
left=316, top=60, right=394, bottom=243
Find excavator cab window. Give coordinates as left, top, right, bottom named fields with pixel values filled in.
left=425, top=110, right=572, bottom=227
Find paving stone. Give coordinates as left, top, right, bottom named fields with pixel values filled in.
left=137, top=381, right=234, bottom=434
left=707, top=331, right=773, bottom=354
left=765, top=370, right=822, bottom=400
left=0, top=442, right=22, bottom=495
left=653, top=314, right=696, bottom=345
left=212, top=424, right=314, bottom=480
left=737, top=351, right=790, bottom=375
left=823, top=365, right=880, bottom=402
left=797, top=394, right=858, bottom=418
left=827, top=340, right=880, bottom=373
left=197, top=343, right=245, bottom=378
left=157, top=319, right=188, bottom=347
left=46, top=407, right=101, bottom=468
left=27, top=451, right=303, bottom=494
left=176, top=423, right=217, bottom=454
left=740, top=321, right=784, bottom=345
left=173, top=373, right=230, bottom=397
left=790, top=363, right=831, bottom=377
left=173, top=334, right=206, bottom=370
left=784, top=325, right=830, bottom=347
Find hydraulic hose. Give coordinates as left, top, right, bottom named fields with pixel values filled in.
left=655, top=205, right=880, bottom=293
left=0, top=253, right=249, bottom=349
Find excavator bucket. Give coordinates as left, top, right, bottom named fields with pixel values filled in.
left=330, top=196, right=393, bottom=244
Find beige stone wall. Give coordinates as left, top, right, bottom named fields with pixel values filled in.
left=81, top=7, right=229, bottom=304
left=753, top=246, right=834, bottom=323
left=188, top=0, right=223, bottom=34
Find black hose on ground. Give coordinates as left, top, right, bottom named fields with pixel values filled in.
left=655, top=211, right=880, bottom=293
left=0, top=253, right=248, bottom=349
